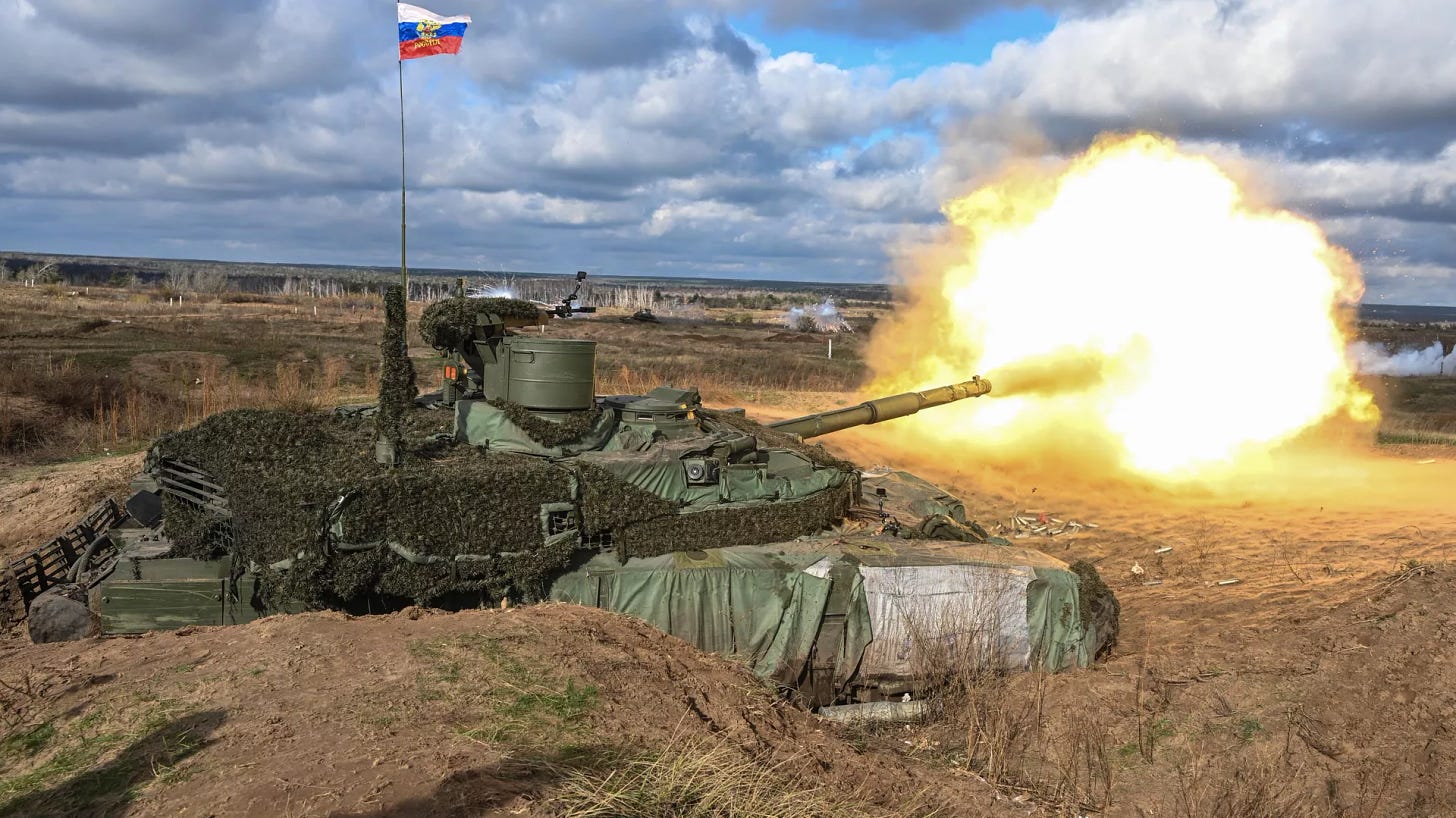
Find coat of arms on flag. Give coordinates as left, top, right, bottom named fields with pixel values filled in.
left=398, top=3, right=471, bottom=60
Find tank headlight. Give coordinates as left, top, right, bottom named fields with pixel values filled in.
left=683, top=458, right=719, bottom=486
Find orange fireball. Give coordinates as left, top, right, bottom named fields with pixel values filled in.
left=869, top=133, right=1375, bottom=482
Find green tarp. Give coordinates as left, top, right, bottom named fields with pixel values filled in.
left=551, top=548, right=866, bottom=686
left=550, top=538, right=1096, bottom=695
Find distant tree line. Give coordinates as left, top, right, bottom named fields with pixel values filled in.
left=0, top=252, right=894, bottom=308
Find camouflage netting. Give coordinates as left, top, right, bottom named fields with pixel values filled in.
left=418, top=296, right=543, bottom=350
left=156, top=410, right=575, bottom=605
left=699, top=408, right=859, bottom=473
left=614, top=480, right=854, bottom=559
left=155, top=408, right=456, bottom=604
left=155, top=409, right=366, bottom=565
left=376, top=285, right=418, bottom=444
left=574, top=462, right=677, bottom=536
left=313, top=453, right=577, bottom=602
left=485, top=397, right=604, bottom=447
left=154, top=407, right=859, bottom=606
left=159, top=500, right=232, bottom=558
left=1069, top=560, right=1120, bottom=659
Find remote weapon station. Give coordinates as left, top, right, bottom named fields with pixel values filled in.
left=9, top=274, right=1116, bottom=706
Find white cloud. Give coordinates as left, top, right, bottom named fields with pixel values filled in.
left=0, top=0, right=1453, bottom=299
left=644, top=199, right=760, bottom=236
left=917, top=0, right=1456, bottom=130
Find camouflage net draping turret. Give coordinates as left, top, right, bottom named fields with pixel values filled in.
left=483, top=397, right=603, bottom=447
left=418, top=296, right=543, bottom=350
left=611, top=483, right=853, bottom=558
left=153, top=407, right=586, bottom=604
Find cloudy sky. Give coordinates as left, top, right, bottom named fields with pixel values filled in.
left=1, top=0, right=1453, bottom=303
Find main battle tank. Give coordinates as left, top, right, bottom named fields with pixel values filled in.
left=9, top=276, right=1117, bottom=705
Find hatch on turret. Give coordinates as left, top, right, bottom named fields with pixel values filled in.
left=605, top=386, right=702, bottom=440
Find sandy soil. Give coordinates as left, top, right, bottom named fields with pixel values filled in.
left=819, top=425, right=1456, bottom=816
left=0, top=452, right=143, bottom=560
left=0, top=605, right=1030, bottom=818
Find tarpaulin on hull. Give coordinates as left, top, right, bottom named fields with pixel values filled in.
left=857, top=563, right=1035, bottom=677
left=550, top=548, right=865, bottom=688
left=550, top=537, right=1097, bottom=695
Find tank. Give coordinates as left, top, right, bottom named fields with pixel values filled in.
left=6, top=276, right=1117, bottom=706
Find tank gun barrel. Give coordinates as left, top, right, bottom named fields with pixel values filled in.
left=768, top=377, right=991, bottom=440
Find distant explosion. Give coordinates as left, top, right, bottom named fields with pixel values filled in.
left=1350, top=340, right=1456, bottom=376
left=784, top=299, right=852, bottom=333
left=869, top=133, right=1376, bottom=481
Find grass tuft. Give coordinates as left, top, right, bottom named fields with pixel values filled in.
left=408, top=633, right=600, bottom=750
left=0, top=700, right=221, bottom=817
left=549, top=740, right=877, bottom=818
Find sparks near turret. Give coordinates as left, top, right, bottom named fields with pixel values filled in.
left=7, top=274, right=1115, bottom=706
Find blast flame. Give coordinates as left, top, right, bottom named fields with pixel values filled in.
left=869, top=133, right=1375, bottom=482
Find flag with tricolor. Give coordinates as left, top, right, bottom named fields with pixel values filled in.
left=398, top=3, right=471, bottom=60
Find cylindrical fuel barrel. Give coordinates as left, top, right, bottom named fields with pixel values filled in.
left=767, top=377, right=991, bottom=439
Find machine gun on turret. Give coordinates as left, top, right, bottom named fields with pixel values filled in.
left=542, top=270, right=597, bottom=319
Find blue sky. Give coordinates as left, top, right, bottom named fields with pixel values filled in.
left=1, top=0, right=1454, bottom=304
left=730, top=7, right=1058, bottom=77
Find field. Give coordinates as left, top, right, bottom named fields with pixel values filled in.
left=3, top=273, right=1456, bottom=816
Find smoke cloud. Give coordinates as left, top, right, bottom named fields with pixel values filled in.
left=783, top=299, right=852, bottom=333
left=1349, top=341, right=1456, bottom=376
left=986, top=352, right=1109, bottom=398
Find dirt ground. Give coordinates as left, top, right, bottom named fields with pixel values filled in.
left=0, top=453, right=143, bottom=557
left=823, top=425, right=1456, bottom=816
left=0, top=604, right=1034, bottom=818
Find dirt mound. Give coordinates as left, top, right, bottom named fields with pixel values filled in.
left=0, top=605, right=1017, bottom=817
left=0, top=453, right=142, bottom=561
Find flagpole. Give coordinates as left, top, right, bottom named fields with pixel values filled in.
left=398, top=58, right=408, bottom=300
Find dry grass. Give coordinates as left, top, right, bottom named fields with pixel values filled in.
left=548, top=739, right=888, bottom=818
left=0, top=281, right=877, bottom=467
left=0, top=283, right=390, bottom=464
left=1169, top=743, right=1320, bottom=818
left=873, top=570, right=1121, bottom=814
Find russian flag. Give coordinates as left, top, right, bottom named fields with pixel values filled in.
left=398, top=3, right=471, bottom=61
